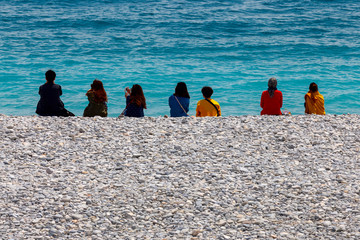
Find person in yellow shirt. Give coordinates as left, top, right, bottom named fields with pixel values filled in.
left=304, top=82, right=325, bottom=115
left=196, top=86, right=221, bottom=117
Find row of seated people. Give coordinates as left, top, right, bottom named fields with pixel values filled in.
left=36, top=70, right=325, bottom=118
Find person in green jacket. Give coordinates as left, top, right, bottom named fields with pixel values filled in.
left=83, top=79, right=108, bottom=117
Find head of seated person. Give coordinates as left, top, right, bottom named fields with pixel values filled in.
left=46, top=70, right=56, bottom=84
left=175, top=82, right=190, bottom=98
left=201, top=86, right=213, bottom=99
left=309, top=82, right=318, bottom=93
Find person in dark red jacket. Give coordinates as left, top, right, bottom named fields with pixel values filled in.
left=260, top=77, right=283, bottom=115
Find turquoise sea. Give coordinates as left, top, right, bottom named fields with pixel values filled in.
left=1, top=0, right=359, bottom=117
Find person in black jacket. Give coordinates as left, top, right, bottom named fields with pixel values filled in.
left=36, top=70, right=74, bottom=116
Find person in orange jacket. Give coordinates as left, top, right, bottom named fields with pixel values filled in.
left=304, top=82, right=325, bottom=115
left=196, top=86, right=221, bottom=117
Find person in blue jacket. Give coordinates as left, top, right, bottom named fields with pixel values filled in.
left=169, top=82, right=190, bottom=117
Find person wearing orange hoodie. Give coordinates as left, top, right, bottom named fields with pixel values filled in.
left=304, top=82, right=325, bottom=115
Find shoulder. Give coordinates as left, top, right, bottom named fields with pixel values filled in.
left=274, top=90, right=282, bottom=97
left=182, top=97, right=190, bottom=103
left=44, top=83, right=61, bottom=89
left=177, top=96, right=190, bottom=102
left=48, top=83, right=61, bottom=88
left=40, top=83, right=54, bottom=91
left=211, top=99, right=220, bottom=106
left=197, top=99, right=205, bottom=105
left=40, top=83, right=51, bottom=88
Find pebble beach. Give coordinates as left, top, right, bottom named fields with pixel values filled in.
left=0, top=114, right=359, bottom=239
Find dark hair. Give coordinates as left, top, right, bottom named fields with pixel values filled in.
left=309, top=82, right=318, bottom=92
left=267, top=77, right=277, bottom=98
left=201, top=86, right=213, bottom=98
left=174, top=82, right=190, bottom=98
left=130, top=84, right=146, bottom=109
left=45, top=70, right=56, bottom=83
left=91, top=79, right=107, bottom=103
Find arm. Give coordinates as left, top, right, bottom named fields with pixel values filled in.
left=86, top=91, right=96, bottom=103
left=304, top=95, right=310, bottom=114
left=184, top=98, right=190, bottom=112
left=125, top=87, right=130, bottom=98
left=279, top=92, right=283, bottom=108
left=59, top=86, right=62, bottom=96
left=260, top=92, right=264, bottom=108
left=168, top=95, right=173, bottom=109
left=196, top=101, right=201, bottom=117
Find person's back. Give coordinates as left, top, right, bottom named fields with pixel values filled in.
left=196, top=86, right=221, bottom=117
left=260, top=77, right=283, bottom=115
left=196, top=99, right=221, bottom=117
left=304, top=82, right=325, bottom=115
left=169, top=95, right=189, bottom=117
left=125, top=96, right=144, bottom=117
left=260, top=90, right=283, bottom=115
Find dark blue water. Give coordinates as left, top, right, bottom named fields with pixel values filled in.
left=1, top=0, right=359, bottom=116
